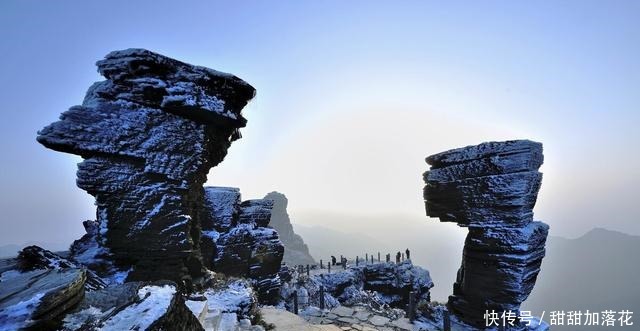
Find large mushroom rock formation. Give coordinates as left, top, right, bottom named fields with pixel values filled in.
left=200, top=187, right=285, bottom=304
left=423, top=140, right=549, bottom=329
left=264, top=192, right=316, bottom=266
left=37, top=49, right=255, bottom=287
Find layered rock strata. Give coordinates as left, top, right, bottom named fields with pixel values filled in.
left=16, top=246, right=106, bottom=291
left=62, top=281, right=203, bottom=330
left=0, top=268, right=86, bottom=330
left=37, top=49, right=259, bottom=287
left=201, top=187, right=284, bottom=304
left=423, top=140, right=549, bottom=329
left=0, top=245, right=265, bottom=330
left=264, top=192, right=316, bottom=266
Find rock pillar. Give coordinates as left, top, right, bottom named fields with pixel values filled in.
left=423, top=140, right=549, bottom=329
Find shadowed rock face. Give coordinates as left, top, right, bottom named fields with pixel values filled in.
left=37, top=49, right=256, bottom=287
left=264, top=192, right=316, bottom=266
left=201, top=187, right=284, bottom=304
left=423, top=140, right=549, bottom=329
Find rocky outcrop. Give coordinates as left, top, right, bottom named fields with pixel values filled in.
left=61, top=281, right=203, bottom=330
left=264, top=192, right=316, bottom=266
left=16, top=246, right=106, bottom=291
left=202, top=187, right=284, bottom=304
left=37, top=48, right=256, bottom=288
left=0, top=248, right=261, bottom=331
left=362, top=260, right=432, bottom=306
left=1, top=258, right=205, bottom=329
left=9, top=48, right=288, bottom=330
left=281, top=260, right=433, bottom=311
left=423, top=140, right=549, bottom=329
left=0, top=268, right=86, bottom=330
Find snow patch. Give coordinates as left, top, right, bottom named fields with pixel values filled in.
left=161, top=215, right=191, bottom=234
left=62, top=306, right=107, bottom=330
left=105, top=268, right=132, bottom=285
left=0, top=270, right=23, bottom=282
left=204, top=280, right=254, bottom=316
left=202, top=230, right=220, bottom=241
left=99, top=284, right=176, bottom=330
left=0, top=292, right=45, bottom=331
left=132, top=195, right=168, bottom=231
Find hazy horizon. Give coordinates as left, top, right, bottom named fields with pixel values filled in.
left=1, top=0, right=639, bottom=246
left=0, top=208, right=633, bottom=254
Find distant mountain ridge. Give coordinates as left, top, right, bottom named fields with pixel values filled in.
left=523, top=227, right=640, bottom=330
left=264, top=192, right=316, bottom=266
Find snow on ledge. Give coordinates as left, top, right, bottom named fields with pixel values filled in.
left=99, top=284, right=176, bottom=330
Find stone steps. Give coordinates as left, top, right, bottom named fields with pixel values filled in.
left=301, top=305, right=421, bottom=331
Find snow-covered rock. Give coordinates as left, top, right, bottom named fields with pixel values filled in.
left=185, top=278, right=262, bottom=330
left=362, top=260, right=433, bottom=306
left=202, top=279, right=256, bottom=318
left=16, top=245, right=106, bottom=291
left=61, top=281, right=203, bottom=330
left=423, top=140, right=549, bottom=329
left=203, top=187, right=285, bottom=304
left=37, top=49, right=256, bottom=288
left=281, top=260, right=433, bottom=313
left=0, top=268, right=86, bottom=330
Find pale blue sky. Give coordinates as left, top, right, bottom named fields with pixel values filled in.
left=0, top=1, right=638, bottom=246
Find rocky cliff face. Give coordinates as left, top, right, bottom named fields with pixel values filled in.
left=264, top=192, right=316, bottom=266
left=423, top=140, right=549, bottom=329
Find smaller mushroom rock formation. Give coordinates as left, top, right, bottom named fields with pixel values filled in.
left=423, top=140, right=549, bottom=329
left=36, top=49, right=256, bottom=287
left=200, top=187, right=285, bottom=304
left=264, top=192, right=316, bottom=266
